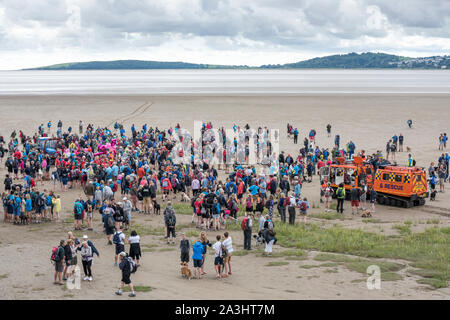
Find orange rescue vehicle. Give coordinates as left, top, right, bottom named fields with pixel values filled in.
left=320, top=157, right=428, bottom=208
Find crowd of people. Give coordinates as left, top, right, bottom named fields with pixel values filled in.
left=1, top=116, right=446, bottom=295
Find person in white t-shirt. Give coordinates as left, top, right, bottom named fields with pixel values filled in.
left=222, top=232, right=233, bottom=276
left=212, top=235, right=223, bottom=279
left=128, top=230, right=141, bottom=266
left=113, top=226, right=126, bottom=267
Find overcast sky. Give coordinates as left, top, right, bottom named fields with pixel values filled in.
left=1, top=0, right=449, bottom=70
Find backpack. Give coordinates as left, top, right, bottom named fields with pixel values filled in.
left=337, top=188, right=344, bottom=198
left=127, top=256, right=138, bottom=273
left=113, top=231, right=123, bottom=245
left=107, top=214, right=115, bottom=228
left=246, top=198, right=252, bottom=209
left=241, top=217, right=249, bottom=231
left=51, top=246, right=60, bottom=263
left=300, top=202, right=307, bottom=211
left=265, top=200, right=272, bottom=209
left=221, top=243, right=228, bottom=258
left=167, top=213, right=176, bottom=227
left=36, top=196, right=45, bottom=208
left=162, top=179, right=169, bottom=188
left=112, top=182, right=118, bottom=192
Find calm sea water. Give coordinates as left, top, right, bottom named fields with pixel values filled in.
left=1, top=69, right=449, bottom=94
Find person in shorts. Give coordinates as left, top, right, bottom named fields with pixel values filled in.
left=53, top=240, right=66, bottom=285
left=298, top=197, right=309, bottom=224
left=113, top=226, right=126, bottom=266
left=350, top=186, right=361, bottom=215
left=115, top=252, right=136, bottom=297
left=192, top=239, right=204, bottom=279
left=212, top=235, right=223, bottom=278
left=222, top=232, right=233, bottom=276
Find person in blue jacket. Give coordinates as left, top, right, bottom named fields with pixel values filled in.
left=192, top=239, right=204, bottom=279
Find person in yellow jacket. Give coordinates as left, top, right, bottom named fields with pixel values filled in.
left=52, top=195, right=61, bottom=221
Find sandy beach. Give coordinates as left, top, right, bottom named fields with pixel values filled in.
left=0, top=94, right=449, bottom=300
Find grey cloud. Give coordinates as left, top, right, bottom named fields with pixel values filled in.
left=0, top=0, right=449, bottom=56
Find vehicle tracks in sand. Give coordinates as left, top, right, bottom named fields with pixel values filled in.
left=107, top=101, right=153, bottom=127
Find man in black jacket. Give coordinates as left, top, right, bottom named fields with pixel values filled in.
left=279, top=176, right=290, bottom=196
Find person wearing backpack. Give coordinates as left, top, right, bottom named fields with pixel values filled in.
left=164, top=202, right=177, bottom=244
left=245, top=195, right=253, bottom=214
left=298, top=197, right=310, bottom=224
left=350, top=186, right=361, bottom=215
left=161, top=174, right=172, bottom=202
left=242, top=213, right=253, bottom=250
left=323, top=182, right=332, bottom=212
left=52, top=240, right=66, bottom=285
left=277, top=193, right=287, bottom=223
left=264, top=195, right=275, bottom=219
left=102, top=206, right=115, bottom=245
left=73, top=198, right=84, bottom=230
left=113, top=226, right=126, bottom=266
left=336, top=183, right=346, bottom=214
left=116, top=252, right=137, bottom=297
left=212, top=235, right=224, bottom=279
left=287, top=193, right=297, bottom=225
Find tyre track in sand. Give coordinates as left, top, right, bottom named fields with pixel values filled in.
left=107, top=101, right=153, bottom=127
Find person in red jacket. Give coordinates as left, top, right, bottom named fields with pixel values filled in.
left=161, top=174, right=172, bottom=202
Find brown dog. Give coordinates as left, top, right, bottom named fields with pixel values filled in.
left=406, top=146, right=411, bottom=152
left=361, top=210, right=372, bottom=218
left=180, top=262, right=192, bottom=280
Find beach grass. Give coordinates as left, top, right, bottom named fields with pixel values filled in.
left=123, top=285, right=153, bottom=292
left=232, top=250, right=250, bottom=256
left=265, top=261, right=289, bottom=267
left=362, top=218, right=382, bottom=223
left=393, top=224, right=411, bottom=235
left=275, top=223, right=449, bottom=288
left=309, top=212, right=345, bottom=220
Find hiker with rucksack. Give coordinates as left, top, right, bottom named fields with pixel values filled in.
left=263, top=226, right=277, bottom=255
left=277, top=193, right=287, bottom=223
left=161, top=174, right=172, bottom=202
left=336, top=183, right=346, bottom=214
left=298, top=197, right=310, bottom=224
left=350, top=186, right=361, bottom=215
left=212, top=234, right=225, bottom=279
left=73, top=198, right=84, bottom=230
left=242, top=213, right=253, bottom=250
left=287, top=192, right=297, bottom=225
left=102, top=205, right=115, bottom=245
left=113, top=226, right=126, bottom=266
left=164, top=201, right=177, bottom=244
left=264, top=194, right=275, bottom=219
left=116, top=251, right=138, bottom=297
left=51, top=240, right=66, bottom=285
left=323, top=182, right=332, bottom=212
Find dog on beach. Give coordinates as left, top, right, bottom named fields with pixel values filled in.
left=360, top=210, right=372, bottom=218
left=153, top=200, right=161, bottom=215
left=406, top=146, right=411, bottom=152
left=180, top=192, right=191, bottom=202
left=20, top=213, right=29, bottom=225
left=180, top=262, right=192, bottom=280
left=430, top=190, right=437, bottom=201
left=253, top=233, right=265, bottom=246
